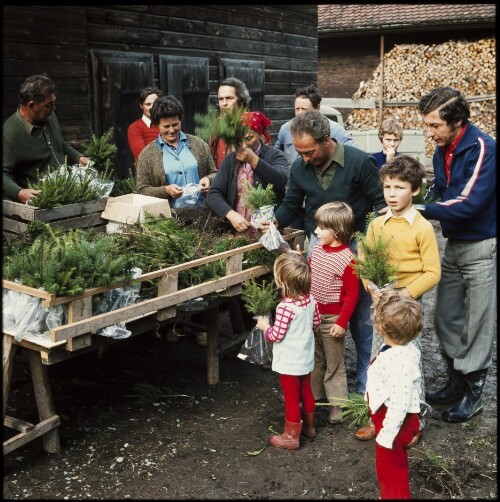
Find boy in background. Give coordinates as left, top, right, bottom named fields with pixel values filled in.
left=372, top=119, right=403, bottom=169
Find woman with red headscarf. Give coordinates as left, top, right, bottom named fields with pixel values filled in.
left=206, top=111, right=288, bottom=233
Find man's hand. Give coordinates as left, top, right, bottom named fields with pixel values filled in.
left=259, top=217, right=278, bottom=234
left=226, top=210, right=252, bottom=232
left=18, top=188, right=40, bottom=204
left=79, top=156, right=90, bottom=166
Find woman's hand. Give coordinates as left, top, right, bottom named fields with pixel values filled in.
left=199, top=177, right=211, bottom=193
left=235, top=146, right=258, bottom=168
left=165, top=184, right=184, bottom=198
left=226, top=210, right=252, bottom=232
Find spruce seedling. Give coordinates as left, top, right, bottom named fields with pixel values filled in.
left=351, top=212, right=398, bottom=289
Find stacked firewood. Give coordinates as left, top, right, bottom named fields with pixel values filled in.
left=345, top=37, right=496, bottom=157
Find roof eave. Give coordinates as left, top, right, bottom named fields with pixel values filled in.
left=318, top=20, right=496, bottom=38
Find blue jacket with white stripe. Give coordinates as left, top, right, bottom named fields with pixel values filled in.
left=424, top=121, right=496, bottom=240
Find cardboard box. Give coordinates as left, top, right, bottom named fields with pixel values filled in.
left=101, top=194, right=171, bottom=232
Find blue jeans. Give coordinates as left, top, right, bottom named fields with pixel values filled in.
left=308, top=234, right=373, bottom=394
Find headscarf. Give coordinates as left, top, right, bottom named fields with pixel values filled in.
left=242, top=111, right=272, bottom=145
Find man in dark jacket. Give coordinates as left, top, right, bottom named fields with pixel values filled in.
left=3, top=74, right=89, bottom=203
left=267, top=110, right=386, bottom=396
left=418, top=87, right=496, bottom=423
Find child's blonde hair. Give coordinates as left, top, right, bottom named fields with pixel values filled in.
left=314, top=201, right=354, bottom=245
left=373, top=289, right=422, bottom=345
left=378, top=118, right=403, bottom=141
left=273, top=252, right=311, bottom=300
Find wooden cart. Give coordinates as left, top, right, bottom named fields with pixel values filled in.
left=2, top=229, right=304, bottom=455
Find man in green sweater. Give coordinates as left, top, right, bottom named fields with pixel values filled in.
left=3, top=74, right=89, bottom=203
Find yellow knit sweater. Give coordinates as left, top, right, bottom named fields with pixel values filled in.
left=364, top=210, right=441, bottom=299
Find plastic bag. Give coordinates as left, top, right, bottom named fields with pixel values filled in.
left=237, top=317, right=273, bottom=365
left=3, top=288, right=18, bottom=330
left=259, top=222, right=290, bottom=252
left=93, top=268, right=142, bottom=339
left=70, top=164, right=114, bottom=197
left=13, top=293, right=48, bottom=341
left=174, top=183, right=202, bottom=208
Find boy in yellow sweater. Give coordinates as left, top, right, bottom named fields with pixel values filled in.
left=355, top=155, right=441, bottom=442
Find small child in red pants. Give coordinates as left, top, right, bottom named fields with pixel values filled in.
left=257, top=252, right=321, bottom=450
left=366, top=289, right=423, bottom=499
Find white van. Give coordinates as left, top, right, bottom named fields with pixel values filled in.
left=319, top=104, right=344, bottom=126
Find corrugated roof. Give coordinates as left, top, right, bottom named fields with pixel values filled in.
left=319, top=4, right=496, bottom=32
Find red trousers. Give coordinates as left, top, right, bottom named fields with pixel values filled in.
left=371, top=404, right=420, bottom=500
left=280, top=373, right=315, bottom=423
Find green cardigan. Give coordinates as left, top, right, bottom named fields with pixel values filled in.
left=274, top=143, right=385, bottom=237
left=2, top=111, right=82, bottom=201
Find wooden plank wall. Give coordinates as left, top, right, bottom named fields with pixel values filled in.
left=3, top=5, right=318, bottom=150
left=3, top=6, right=92, bottom=149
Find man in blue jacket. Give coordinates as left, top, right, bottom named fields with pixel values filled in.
left=418, top=87, right=496, bottom=423
left=266, top=110, right=386, bottom=397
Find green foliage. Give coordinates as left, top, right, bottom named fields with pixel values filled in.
left=194, top=107, right=220, bottom=142
left=111, top=168, right=136, bottom=196
left=413, top=179, right=428, bottom=204
left=337, top=392, right=371, bottom=427
left=28, top=165, right=107, bottom=209
left=3, top=225, right=134, bottom=296
left=241, top=277, right=278, bottom=316
left=194, top=106, right=249, bottom=149
left=83, top=127, right=118, bottom=179
left=4, top=208, right=280, bottom=299
left=242, top=181, right=276, bottom=210
left=352, top=212, right=398, bottom=288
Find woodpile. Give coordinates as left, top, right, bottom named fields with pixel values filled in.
left=345, top=37, right=496, bottom=158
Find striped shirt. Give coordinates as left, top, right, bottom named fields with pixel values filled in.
left=310, top=243, right=359, bottom=328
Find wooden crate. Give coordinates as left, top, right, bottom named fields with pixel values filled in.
left=2, top=198, right=108, bottom=238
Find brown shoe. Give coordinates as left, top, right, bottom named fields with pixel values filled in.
left=355, top=423, right=376, bottom=441
left=328, top=406, right=343, bottom=425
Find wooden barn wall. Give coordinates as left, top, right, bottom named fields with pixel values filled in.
left=318, top=27, right=495, bottom=120
left=3, top=6, right=92, bottom=149
left=3, top=5, right=318, bottom=173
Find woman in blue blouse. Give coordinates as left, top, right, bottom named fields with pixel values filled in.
left=136, top=95, right=217, bottom=208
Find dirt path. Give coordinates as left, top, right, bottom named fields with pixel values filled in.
left=3, top=222, right=497, bottom=500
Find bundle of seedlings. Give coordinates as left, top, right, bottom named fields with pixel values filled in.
left=337, top=392, right=371, bottom=427
left=238, top=277, right=278, bottom=365
left=83, top=127, right=118, bottom=180
left=3, top=224, right=135, bottom=297
left=28, top=163, right=109, bottom=209
left=194, top=106, right=249, bottom=149
left=242, top=181, right=276, bottom=212
left=351, top=212, right=398, bottom=290
left=83, top=127, right=135, bottom=196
